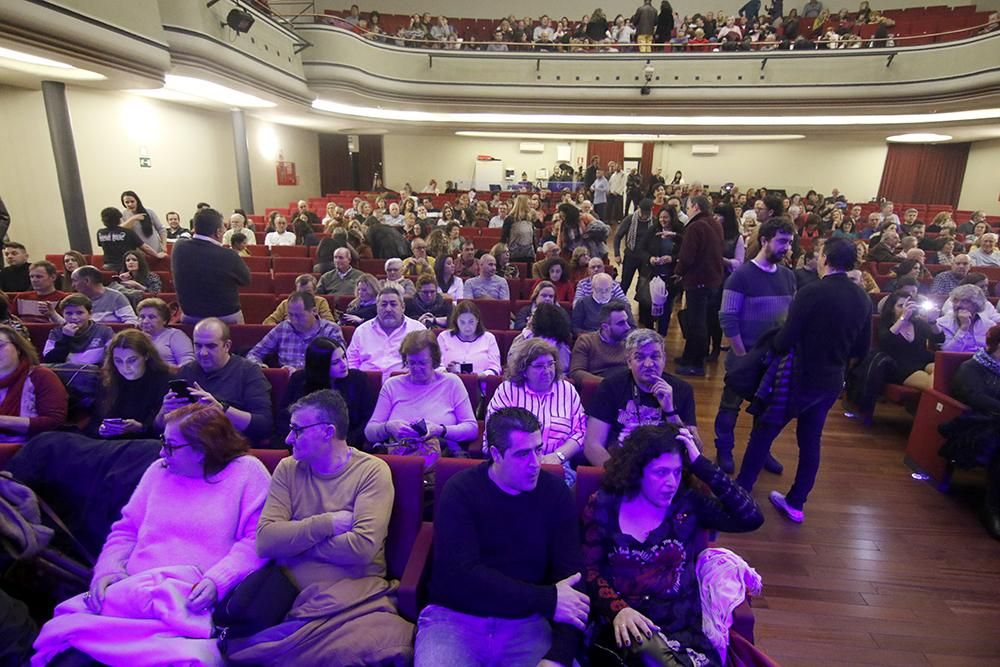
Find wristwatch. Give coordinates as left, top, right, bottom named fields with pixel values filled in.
left=554, top=451, right=567, bottom=463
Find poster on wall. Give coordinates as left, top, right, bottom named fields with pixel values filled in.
left=276, top=157, right=297, bottom=186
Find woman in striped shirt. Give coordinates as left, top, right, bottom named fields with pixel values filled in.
left=485, top=339, right=586, bottom=477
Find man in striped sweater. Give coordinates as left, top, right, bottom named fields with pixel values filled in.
left=714, top=217, right=797, bottom=475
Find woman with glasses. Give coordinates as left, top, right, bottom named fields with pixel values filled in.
left=365, top=330, right=477, bottom=465
left=33, top=403, right=270, bottom=666
left=485, top=339, right=585, bottom=478
left=278, top=336, right=374, bottom=449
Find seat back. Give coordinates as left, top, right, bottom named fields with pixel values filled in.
left=933, top=351, right=973, bottom=393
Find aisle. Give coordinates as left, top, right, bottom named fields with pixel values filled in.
left=662, top=324, right=1000, bottom=666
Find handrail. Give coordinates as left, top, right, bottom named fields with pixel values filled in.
left=285, top=13, right=998, bottom=52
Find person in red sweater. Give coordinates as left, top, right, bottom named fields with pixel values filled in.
left=10, top=260, right=68, bottom=324
left=673, top=195, right=725, bottom=376
left=0, top=324, right=67, bottom=442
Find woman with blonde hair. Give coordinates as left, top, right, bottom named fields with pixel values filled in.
left=490, top=242, right=519, bottom=278
left=501, top=194, right=537, bottom=262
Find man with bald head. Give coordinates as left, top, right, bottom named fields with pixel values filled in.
left=294, top=199, right=320, bottom=229
left=223, top=213, right=256, bottom=246
left=318, top=247, right=363, bottom=296
left=970, top=233, right=1000, bottom=267
left=155, top=317, right=273, bottom=440
left=572, top=273, right=633, bottom=335
left=867, top=229, right=904, bottom=263
left=931, top=254, right=971, bottom=298
left=572, top=257, right=627, bottom=304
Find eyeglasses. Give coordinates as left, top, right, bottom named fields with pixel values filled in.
left=288, top=422, right=331, bottom=438
left=159, top=435, right=192, bottom=455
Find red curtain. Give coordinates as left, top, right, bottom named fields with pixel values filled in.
left=878, top=143, right=970, bottom=206
left=586, top=140, right=624, bottom=169
left=640, top=142, right=655, bottom=177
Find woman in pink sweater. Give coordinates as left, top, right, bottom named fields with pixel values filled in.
left=32, top=403, right=271, bottom=667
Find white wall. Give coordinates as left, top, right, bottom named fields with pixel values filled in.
left=655, top=139, right=888, bottom=202
left=382, top=134, right=588, bottom=191
left=382, top=133, right=889, bottom=203
left=0, top=86, right=321, bottom=257
left=959, top=138, right=1000, bottom=215
left=0, top=86, right=67, bottom=256
left=316, top=0, right=1000, bottom=20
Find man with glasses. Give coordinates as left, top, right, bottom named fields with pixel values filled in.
left=405, top=274, right=453, bottom=328
left=228, top=389, right=414, bottom=665
left=402, top=239, right=435, bottom=278
left=156, top=317, right=272, bottom=441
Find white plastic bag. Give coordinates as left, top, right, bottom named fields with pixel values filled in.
left=650, top=275, right=667, bottom=316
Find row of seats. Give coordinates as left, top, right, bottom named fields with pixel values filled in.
left=0, top=441, right=756, bottom=638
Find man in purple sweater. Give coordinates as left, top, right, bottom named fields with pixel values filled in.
left=415, top=408, right=588, bottom=667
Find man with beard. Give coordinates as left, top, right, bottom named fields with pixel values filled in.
left=714, top=217, right=797, bottom=475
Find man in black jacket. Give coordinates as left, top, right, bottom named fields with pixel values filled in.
left=171, top=208, right=250, bottom=324
left=735, top=237, right=871, bottom=523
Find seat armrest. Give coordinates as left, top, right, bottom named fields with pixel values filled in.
left=732, top=597, right=755, bottom=644
left=398, top=521, right=433, bottom=622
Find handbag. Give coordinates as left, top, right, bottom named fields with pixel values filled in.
left=213, top=562, right=299, bottom=650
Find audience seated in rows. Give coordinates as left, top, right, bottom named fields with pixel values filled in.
left=366, top=329, right=478, bottom=462
left=464, top=253, right=509, bottom=300
left=435, top=300, right=502, bottom=376
left=70, top=266, right=137, bottom=324
left=509, top=302, right=574, bottom=372
left=228, top=390, right=414, bottom=665
left=485, top=339, right=586, bottom=477
left=345, top=287, right=426, bottom=377
left=42, top=294, right=114, bottom=365
left=247, top=292, right=344, bottom=370
left=156, top=318, right=273, bottom=441
left=32, top=403, right=271, bottom=666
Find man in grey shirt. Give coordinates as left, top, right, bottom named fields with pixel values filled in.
left=464, top=254, right=510, bottom=300
left=318, top=248, right=363, bottom=296
left=70, top=265, right=137, bottom=324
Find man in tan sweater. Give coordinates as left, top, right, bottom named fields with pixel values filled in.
left=229, top=390, right=414, bottom=665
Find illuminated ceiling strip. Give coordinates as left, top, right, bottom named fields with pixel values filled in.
left=456, top=131, right=806, bottom=141
left=163, top=75, right=277, bottom=108
left=312, top=99, right=1000, bottom=126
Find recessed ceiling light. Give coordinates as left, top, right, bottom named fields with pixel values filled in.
left=885, top=133, right=953, bottom=143
left=163, top=75, right=276, bottom=108
left=312, top=98, right=1000, bottom=127
left=0, top=47, right=73, bottom=68
left=456, top=131, right=805, bottom=141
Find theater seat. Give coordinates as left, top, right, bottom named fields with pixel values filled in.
left=229, top=323, right=273, bottom=355
left=472, top=299, right=510, bottom=330
left=239, top=294, right=279, bottom=325
left=905, top=389, right=964, bottom=489
left=262, top=367, right=291, bottom=415
left=932, top=351, right=972, bottom=392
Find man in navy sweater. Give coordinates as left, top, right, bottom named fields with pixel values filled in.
left=736, top=237, right=871, bottom=523
left=415, top=408, right=588, bottom=667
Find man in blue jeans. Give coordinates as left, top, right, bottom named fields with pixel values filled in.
left=415, top=408, right=587, bottom=666
left=673, top=195, right=725, bottom=376
left=735, top=238, right=872, bottom=523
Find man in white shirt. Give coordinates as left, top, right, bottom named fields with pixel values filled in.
left=222, top=213, right=256, bottom=247
left=489, top=202, right=509, bottom=229
left=532, top=15, right=556, bottom=48
left=265, top=215, right=296, bottom=247
left=591, top=169, right=610, bottom=222
left=969, top=233, right=1000, bottom=267
left=345, top=287, right=425, bottom=377
left=607, top=162, right=627, bottom=224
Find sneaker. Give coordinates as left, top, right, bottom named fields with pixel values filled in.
left=769, top=491, right=804, bottom=523
left=676, top=366, right=705, bottom=377
left=716, top=449, right=735, bottom=475
left=763, top=454, right=784, bottom=474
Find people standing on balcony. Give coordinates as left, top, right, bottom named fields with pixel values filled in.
left=631, top=0, right=658, bottom=52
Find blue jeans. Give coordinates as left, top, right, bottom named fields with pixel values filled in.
left=735, top=386, right=840, bottom=509
left=414, top=604, right=552, bottom=667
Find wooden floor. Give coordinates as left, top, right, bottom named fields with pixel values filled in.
left=666, top=332, right=1000, bottom=666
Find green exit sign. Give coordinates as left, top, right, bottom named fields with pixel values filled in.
left=139, top=157, right=152, bottom=168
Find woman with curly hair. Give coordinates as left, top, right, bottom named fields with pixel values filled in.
left=582, top=424, right=763, bottom=666
left=539, top=255, right=575, bottom=302
left=507, top=302, right=573, bottom=372
left=485, top=339, right=585, bottom=475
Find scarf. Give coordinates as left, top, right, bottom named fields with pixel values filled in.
left=0, top=359, right=32, bottom=417
left=625, top=211, right=647, bottom=252
left=973, top=349, right=1000, bottom=377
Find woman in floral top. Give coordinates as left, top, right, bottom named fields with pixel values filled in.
left=583, top=424, right=763, bottom=666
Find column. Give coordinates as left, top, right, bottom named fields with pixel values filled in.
left=41, top=81, right=91, bottom=253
